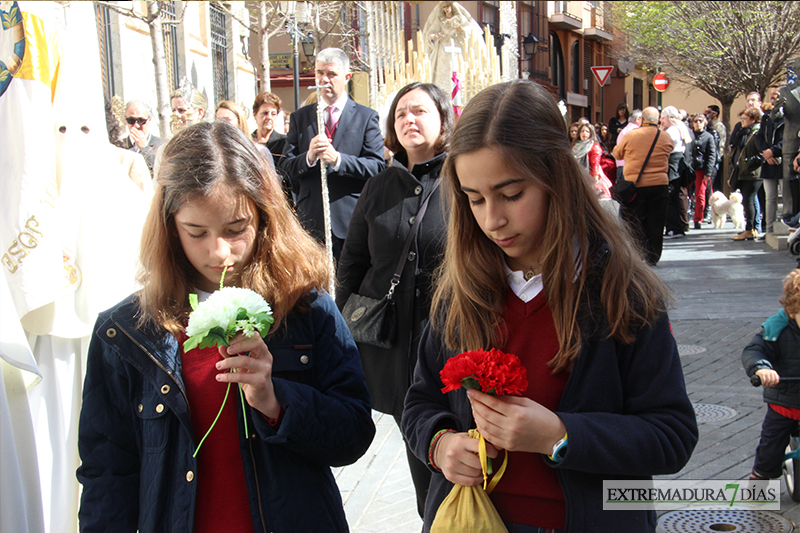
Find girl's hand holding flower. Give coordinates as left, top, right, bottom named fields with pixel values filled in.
left=216, top=333, right=281, bottom=420
left=467, top=389, right=566, bottom=455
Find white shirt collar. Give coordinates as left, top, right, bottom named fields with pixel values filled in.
left=504, top=263, right=544, bottom=303
left=320, top=92, right=349, bottom=114
left=503, top=235, right=582, bottom=303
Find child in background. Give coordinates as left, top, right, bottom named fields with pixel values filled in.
left=743, top=269, right=800, bottom=480
left=402, top=80, right=698, bottom=532
left=77, top=121, right=374, bottom=532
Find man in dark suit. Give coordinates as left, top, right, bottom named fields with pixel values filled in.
left=279, top=48, right=385, bottom=260
left=122, top=100, right=164, bottom=176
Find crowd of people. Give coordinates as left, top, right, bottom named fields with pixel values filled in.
left=80, top=46, right=703, bottom=532
left=592, top=84, right=800, bottom=255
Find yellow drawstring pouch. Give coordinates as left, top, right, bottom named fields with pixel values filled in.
left=430, top=429, right=509, bottom=533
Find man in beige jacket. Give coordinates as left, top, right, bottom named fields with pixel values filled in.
left=613, top=107, right=674, bottom=265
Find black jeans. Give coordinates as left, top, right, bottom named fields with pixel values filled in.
left=620, top=185, right=669, bottom=265
left=753, top=405, right=797, bottom=479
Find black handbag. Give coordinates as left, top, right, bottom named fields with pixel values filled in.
left=342, top=179, right=441, bottom=348
left=611, top=129, right=661, bottom=204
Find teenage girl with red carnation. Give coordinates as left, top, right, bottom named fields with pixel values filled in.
left=402, top=80, right=698, bottom=533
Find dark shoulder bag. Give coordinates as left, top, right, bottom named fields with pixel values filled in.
left=611, top=129, right=661, bottom=204
left=342, top=179, right=441, bottom=349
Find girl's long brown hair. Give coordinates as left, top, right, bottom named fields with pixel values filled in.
left=431, top=80, right=670, bottom=372
left=137, top=121, right=331, bottom=336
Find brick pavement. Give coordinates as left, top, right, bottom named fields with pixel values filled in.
left=335, top=221, right=800, bottom=531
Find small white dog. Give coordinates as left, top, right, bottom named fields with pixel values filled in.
left=709, top=190, right=745, bottom=229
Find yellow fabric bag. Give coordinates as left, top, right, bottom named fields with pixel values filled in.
left=430, top=429, right=509, bottom=533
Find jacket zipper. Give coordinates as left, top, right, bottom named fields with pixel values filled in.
left=244, top=405, right=268, bottom=532
left=115, top=321, right=191, bottom=413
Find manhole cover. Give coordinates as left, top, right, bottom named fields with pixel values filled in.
left=693, top=403, right=738, bottom=423
left=678, top=344, right=708, bottom=356
left=657, top=508, right=793, bottom=532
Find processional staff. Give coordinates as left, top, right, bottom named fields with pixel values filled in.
left=309, top=83, right=336, bottom=297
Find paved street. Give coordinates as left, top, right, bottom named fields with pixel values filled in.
left=335, top=219, right=800, bottom=532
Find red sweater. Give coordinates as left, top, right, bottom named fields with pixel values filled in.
left=490, top=289, right=569, bottom=529
left=181, top=341, right=254, bottom=533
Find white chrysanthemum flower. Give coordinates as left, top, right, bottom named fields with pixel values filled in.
left=186, top=287, right=272, bottom=337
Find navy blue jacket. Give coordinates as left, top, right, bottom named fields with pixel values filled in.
left=77, top=290, right=375, bottom=532
left=742, top=310, right=800, bottom=409
left=402, top=251, right=698, bottom=532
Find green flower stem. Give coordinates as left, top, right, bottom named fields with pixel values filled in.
left=219, top=264, right=227, bottom=290
left=193, top=380, right=232, bottom=457
left=239, top=383, right=249, bottom=439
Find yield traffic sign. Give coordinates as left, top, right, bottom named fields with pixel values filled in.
left=591, top=66, right=613, bottom=86
left=653, top=72, right=670, bottom=92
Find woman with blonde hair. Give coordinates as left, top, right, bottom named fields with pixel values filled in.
left=171, top=88, right=207, bottom=130
left=214, top=100, right=249, bottom=133
left=402, top=80, right=697, bottom=532
left=216, top=100, right=275, bottom=169
left=661, top=105, right=694, bottom=235
left=77, top=121, right=375, bottom=531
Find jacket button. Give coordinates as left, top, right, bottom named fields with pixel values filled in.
left=409, top=216, right=416, bottom=225
left=156, top=403, right=164, bottom=413
left=300, top=355, right=309, bottom=364
left=161, top=384, right=170, bottom=395
left=416, top=289, right=421, bottom=297
left=106, top=328, right=117, bottom=338
left=407, top=251, right=416, bottom=261
left=138, top=404, right=143, bottom=412
left=186, top=471, right=194, bottom=482
left=414, top=185, right=423, bottom=195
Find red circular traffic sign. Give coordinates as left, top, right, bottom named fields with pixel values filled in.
left=653, top=72, right=669, bottom=92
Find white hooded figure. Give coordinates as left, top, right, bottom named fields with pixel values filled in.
left=421, top=1, right=483, bottom=93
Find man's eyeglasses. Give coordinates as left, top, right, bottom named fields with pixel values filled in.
left=692, top=119, right=704, bottom=123
left=126, top=117, right=149, bottom=126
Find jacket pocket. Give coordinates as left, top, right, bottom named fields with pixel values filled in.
left=270, top=345, right=314, bottom=384
left=135, top=391, right=170, bottom=453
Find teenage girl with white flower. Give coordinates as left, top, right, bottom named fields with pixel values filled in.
left=77, top=121, right=375, bottom=532
left=402, top=81, right=698, bottom=532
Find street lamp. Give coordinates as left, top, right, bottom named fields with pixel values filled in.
left=301, top=32, right=315, bottom=63
left=278, top=1, right=311, bottom=110
left=522, top=33, right=539, bottom=57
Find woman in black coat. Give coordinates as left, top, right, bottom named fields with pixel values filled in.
left=730, top=107, right=764, bottom=240
left=336, top=82, right=454, bottom=518
left=607, top=102, right=630, bottom=151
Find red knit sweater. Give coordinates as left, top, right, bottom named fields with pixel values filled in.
left=490, top=288, right=568, bottom=529
left=181, top=341, right=254, bottom=533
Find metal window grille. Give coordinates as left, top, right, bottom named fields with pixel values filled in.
left=94, top=4, right=115, bottom=100
left=633, top=77, right=643, bottom=110
left=584, top=41, right=592, bottom=92
left=481, top=1, right=499, bottom=33
left=521, top=1, right=548, bottom=82
left=550, top=32, right=565, bottom=100
left=161, top=1, right=179, bottom=93
left=571, top=40, right=580, bottom=93
left=210, top=3, right=229, bottom=104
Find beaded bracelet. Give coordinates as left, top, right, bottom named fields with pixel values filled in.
left=428, top=428, right=456, bottom=472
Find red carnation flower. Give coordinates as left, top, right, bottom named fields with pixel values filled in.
left=440, top=348, right=528, bottom=396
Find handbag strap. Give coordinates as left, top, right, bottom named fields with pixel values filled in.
left=387, top=178, right=441, bottom=298
left=634, top=128, right=661, bottom=185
